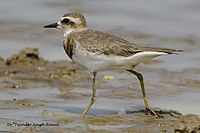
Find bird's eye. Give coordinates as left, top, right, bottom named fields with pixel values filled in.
left=61, top=18, right=70, bottom=24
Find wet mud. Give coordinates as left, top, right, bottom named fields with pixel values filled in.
left=0, top=48, right=200, bottom=133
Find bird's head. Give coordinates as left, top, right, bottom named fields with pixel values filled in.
left=44, top=13, right=87, bottom=36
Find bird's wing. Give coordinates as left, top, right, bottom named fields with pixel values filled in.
left=72, top=29, right=142, bottom=57
left=138, top=46, right=183, bottom=54
left=70, top=29, right=182, bottom=57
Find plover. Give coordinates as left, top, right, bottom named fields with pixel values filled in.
left=44, top=13, right=182, bottom=118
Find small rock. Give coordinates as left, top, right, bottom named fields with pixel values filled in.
left=118, top=108, right=126, bottom=115
left=5, top=83, right=23, bottom=89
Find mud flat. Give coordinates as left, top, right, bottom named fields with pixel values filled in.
left=0, top=48, right=199, bottom=133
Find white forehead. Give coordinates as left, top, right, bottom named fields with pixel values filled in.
left=60, top=16, right=82, bottom=24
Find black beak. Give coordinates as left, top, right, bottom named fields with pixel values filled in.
left=43, top=23, right=58, bottom=28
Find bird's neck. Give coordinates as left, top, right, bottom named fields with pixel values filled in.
left=63, top=27, right=88, bottom=37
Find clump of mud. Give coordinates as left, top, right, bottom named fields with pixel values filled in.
left=0, top=55, right=4, bottom=64
left=6, top=47, right=46, bottom=65
left=0, top=47, right=79, bottom=89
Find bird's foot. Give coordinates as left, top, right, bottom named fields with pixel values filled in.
left=146, top=108, right=163, bottom=118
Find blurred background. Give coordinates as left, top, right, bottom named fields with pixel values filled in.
left=0, top=0, right=200, bottom=63
left=0, top=0, right=200, bottom=114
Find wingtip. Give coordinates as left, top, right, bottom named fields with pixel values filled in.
left=176, top=49, right=184, bottom=52
left=169, top=49, right=183, bottom=55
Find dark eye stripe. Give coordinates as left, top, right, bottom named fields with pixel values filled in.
left=61, top=18, right=70, bottom=24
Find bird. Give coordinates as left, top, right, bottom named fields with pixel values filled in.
left=44, top=13, right=182, bottom=118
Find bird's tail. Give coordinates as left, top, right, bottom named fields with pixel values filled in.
left=127, top=46, right=183, bottom=66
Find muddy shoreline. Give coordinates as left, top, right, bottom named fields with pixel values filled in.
left=0, top=48, right=199, bottom=133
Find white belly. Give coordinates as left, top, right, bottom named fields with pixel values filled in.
left=72, top=47, right=167, bottom=72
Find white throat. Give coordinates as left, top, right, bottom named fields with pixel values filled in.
left=64, top=29, right=74, bottom=37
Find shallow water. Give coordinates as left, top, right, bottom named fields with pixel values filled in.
left=151, top=91, right=200, bottom=115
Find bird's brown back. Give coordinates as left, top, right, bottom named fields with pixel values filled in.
left=63, top=29, right=182, bottom=58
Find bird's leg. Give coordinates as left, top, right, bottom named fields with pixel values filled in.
left=127, top=70, right=161, bottom=117
left=81, top=71, right=97, bottom=118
